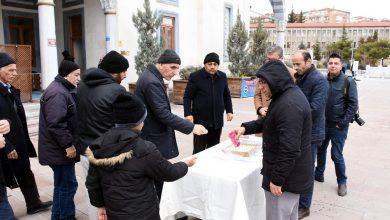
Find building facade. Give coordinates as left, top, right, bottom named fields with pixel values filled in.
left=250, top=22, right=390, bottom=58
left=303, top=8, right=350, bottom=23
left=0, top=0, right=255, bottom=90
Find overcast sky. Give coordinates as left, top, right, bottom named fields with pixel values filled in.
left=251, top=0, right=389, bottom=20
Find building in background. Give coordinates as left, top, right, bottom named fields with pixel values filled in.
left=250, top=22, right=390, bottom=58
left=303, top=8, right=350, bottom=23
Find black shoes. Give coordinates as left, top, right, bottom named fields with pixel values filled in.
left=338, top=184, right=347, bottom=196
left=298, top=208, right=310, bottom=219
left=27, top=201, right=53, bottom=215
left=315, top=175, right=324, bottom=182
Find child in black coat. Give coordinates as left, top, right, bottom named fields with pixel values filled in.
left=86, top=92, right=196, bottom=220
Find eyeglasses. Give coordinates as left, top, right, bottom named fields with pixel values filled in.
left=258, top=79, right=267, bottom=84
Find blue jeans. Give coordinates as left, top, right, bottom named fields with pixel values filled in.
left=299, top=140, right=322, bottom=209
left=315, top=127, right=349, bottom=185
left=0, top=185, right=15, bottom=220
left=50, top=165, right=78, bottom=220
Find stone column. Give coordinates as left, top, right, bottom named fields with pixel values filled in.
left=270, top=0, right=286, bottom=48
left=100, top=0, right=118, bottom=52
left=37, top=0, right=58, bottom=90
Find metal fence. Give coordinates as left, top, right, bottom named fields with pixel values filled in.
left=0, top=44, right=32, bottom=102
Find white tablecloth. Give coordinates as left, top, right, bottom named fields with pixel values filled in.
left=160, top=138, right=266, bottom=220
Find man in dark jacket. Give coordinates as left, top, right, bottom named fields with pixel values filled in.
left=0, top=52, right=53, bottom=215
left=315, top=53, right=358, bottom=197
left=86, top=92, right=196, bottom=220
left=292, top=50, right=328, bottom=219
left=232, top=60, right=313, bottom=220
left=39, top=58, right=80, bottom=220
left=183, top=52, right=233, bottom=154
left=0, top=119, right=15, bottom=219
left=76, top=50, right=128, bottom=219
left=135, top=49, right=207, bottom=199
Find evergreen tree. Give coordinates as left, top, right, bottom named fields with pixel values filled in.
left=227, top=12, right=250, bottom=76
left=249, top=18, right=268, bottom=70
left=367, top=30, right=378, bottom=42
left=298, top=41, right=306, bottom=49
left=326, top=25, right=352, bottom=61
left=355, top=40, right=390, bottom=66
left=313, top=42, right=322, bottom=60
left=132, top=0, right=162, bottom=76
left=288, top=9, right=296, bottom=23
left=297, top=11, right=305, bottom=23
left=341, top=25, right=348, bottom=41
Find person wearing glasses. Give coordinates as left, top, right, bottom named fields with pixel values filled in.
left=254, top=46, right=296, bottom=118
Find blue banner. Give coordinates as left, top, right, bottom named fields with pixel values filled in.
left=240, top=79, right=256, bottom=98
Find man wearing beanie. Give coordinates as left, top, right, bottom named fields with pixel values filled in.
left=38, top=55, right=80, bottom=219
left=183, top=52, right=233, bottom=154
left=0, top=52, right=53, bottom=215
left=85, top=92, right=196, bottom=220
left=76, top=50, right=127, bottom=219
left=135, top=49, right=208, bottom=199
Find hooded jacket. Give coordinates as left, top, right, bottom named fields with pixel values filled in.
left=76, top=68, right=126, bottom=153
left=241, top=60, right=313, bottom=194
left=85, top=127, right=188, bottom=220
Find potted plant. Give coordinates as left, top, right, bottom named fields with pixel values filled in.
left=227, top=12, right=252, bottom=98
left=129, top=0, right=162, bottom=94
left=173, top=65, right=201, bottom=104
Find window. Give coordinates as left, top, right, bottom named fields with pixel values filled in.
left=9, top=16, right=36, bottom=67
left=287, top=42, right=291, bottom=48
left=223, top=5, right=232, bottom=61
left=161, top=16, right=175, bottom=50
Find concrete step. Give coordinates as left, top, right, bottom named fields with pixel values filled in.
left=23, top=102, right=40, bottom=137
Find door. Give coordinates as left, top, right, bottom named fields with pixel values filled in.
left=8, top=16, right=36, bottom=68
left=68, top=14, right=84, bottom=69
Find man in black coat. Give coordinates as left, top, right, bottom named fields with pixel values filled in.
left=232, top=60, right=313, bottom=220
left=315, top=53, right=359, bottom=197
left=183, top=52, right=233, bottom=154
left=0, top=119, right=15, bottom=219
left=0, top=52, right=52, bottom=214
left=292, top=50, right=329, bottom=219
left=135, top=49, right=207, bottom=199
left=39, top=58, right=80, bottom=219
left=76, top=50, right=128, bottom=219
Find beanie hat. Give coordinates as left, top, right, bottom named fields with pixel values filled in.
left=58, top=60, right=80, bottom=77
left=113, top=92, right=147, bottom=126
left=0, top=53, right=16, bottom=68
left=203, top=52, right=220, bottom=65
left=62, top=50, right=75, bottom=62
left=157, top=49, right=181, bottom=65
left=98, top=51, right=129, bottom=74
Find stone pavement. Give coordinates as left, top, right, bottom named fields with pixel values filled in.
left=8, top=78, right=390, bottom=220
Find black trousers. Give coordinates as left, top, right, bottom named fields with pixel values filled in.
left=14, top=168, right=41, bottom=208
left=193, top=127, right=222, bottom=154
